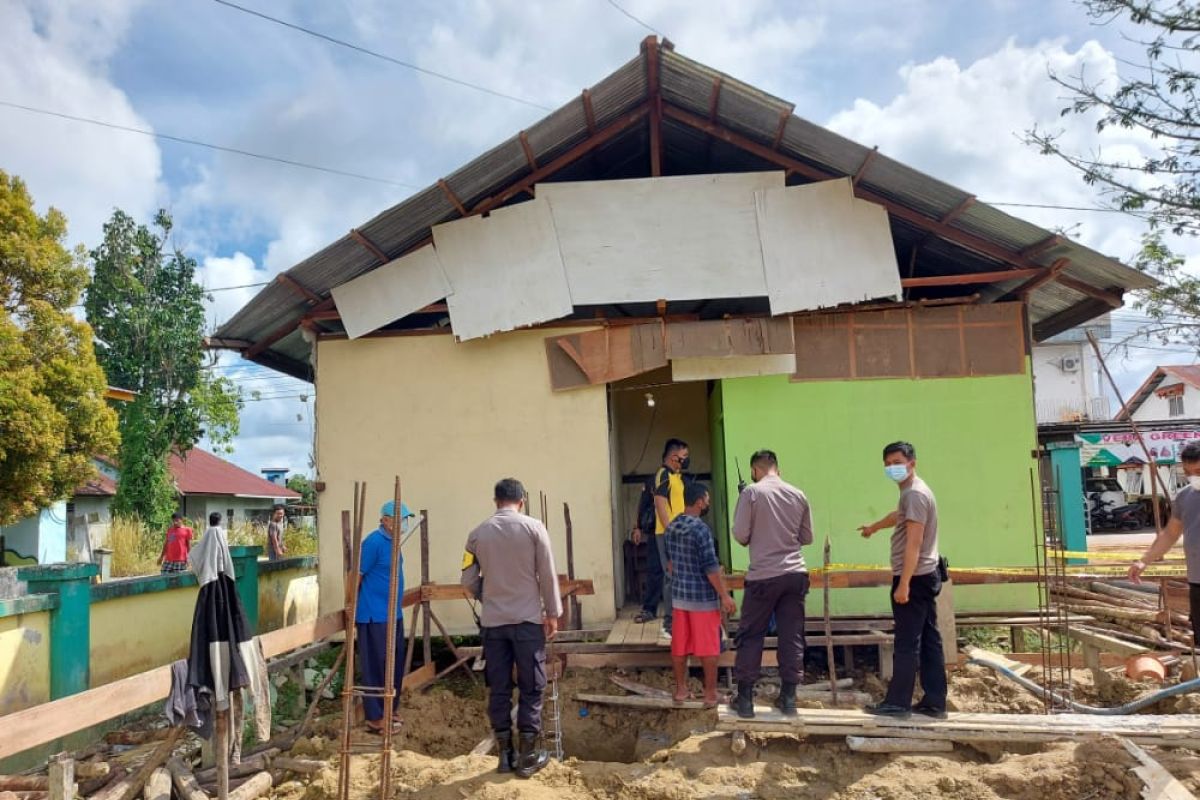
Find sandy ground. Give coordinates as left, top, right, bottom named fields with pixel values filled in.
left=259, top=666, right=1200, bottom=800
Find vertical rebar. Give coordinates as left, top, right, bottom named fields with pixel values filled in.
left=337, top=482, right=365, bottom=800
left=380, top=478, right=403, bottom=799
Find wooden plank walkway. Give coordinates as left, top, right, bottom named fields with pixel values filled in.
left=716, top=706, right=1200, bottom=747
left=605, top=614, right=662, bottom=646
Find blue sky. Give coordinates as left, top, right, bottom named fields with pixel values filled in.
left=2, top=0, right=1195, bottom=476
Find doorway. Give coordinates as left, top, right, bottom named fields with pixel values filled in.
left=607, top=367, right=717, bottom=611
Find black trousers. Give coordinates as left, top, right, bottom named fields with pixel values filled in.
left=482, top=622, right=547, bottom=734
left=357, top=619, right=406, bottom=722
left=734, top=572, right=809, bottom=685
left=883, top=572, right=947, bottom=710
left=641, top=537, right=663, bottom=617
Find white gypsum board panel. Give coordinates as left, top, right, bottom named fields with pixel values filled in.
left=330, top=245, right=451, bottom=339
left=671, top=354, right=795, bottom=381
left=432, top=196, right=574, bottom=341
left=757, top=178, right=902, bottom=315
left=539, top=171, right=783, bottom=305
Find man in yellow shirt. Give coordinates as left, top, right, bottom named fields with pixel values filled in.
left=652, top=438, right=689, bottom=642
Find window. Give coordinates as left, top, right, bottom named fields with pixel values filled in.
left=1170, top=395, right=1185, bottom=417
left=227, top=508, right=235, bottom=525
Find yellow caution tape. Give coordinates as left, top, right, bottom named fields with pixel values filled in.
left=809, top=561, right=1189, bottom=577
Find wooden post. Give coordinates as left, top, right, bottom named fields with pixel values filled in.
left=214, top=710, right=229, bottom=800
left=564, top=503, right=581, bottom=630
left=936, top=579, right=959, bottom=665
left=47, top=756, right=72, bottom=800
left=421, top=511, right=432, bottom=668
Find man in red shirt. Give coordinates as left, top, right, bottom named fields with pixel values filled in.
left=159, top=512, right=194, bottom=573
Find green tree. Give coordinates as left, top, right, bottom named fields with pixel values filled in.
left=0, top=171, right=119, bottom=524
left=86, top=210, right=241, bottom=529
left=1027, top=0, right=1200, bottom=341
left=285, top=474, right=316, bottom=506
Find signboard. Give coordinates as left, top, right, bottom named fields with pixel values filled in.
left=1076, top=430, right=1200, bottom=466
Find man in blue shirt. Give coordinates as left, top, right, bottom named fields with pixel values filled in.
left=664, top=482, right=736, bottom=707
left=356, top=500, right=415, bottom=735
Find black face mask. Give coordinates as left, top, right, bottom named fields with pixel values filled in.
left=680, top=456, right=691, bottom=471
left=699, top=504, right=710, bottom=517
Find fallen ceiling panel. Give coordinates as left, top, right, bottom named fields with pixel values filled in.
left=539, top=171, right=782, bottom=304
left=330, top=245, right=451, bottom=339
left=757, top=178, right=902, bottom=315
left=432, top=197, right=574, bottom=341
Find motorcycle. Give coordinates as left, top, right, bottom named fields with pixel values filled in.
left=1089, top=497, right=1149, bottom=532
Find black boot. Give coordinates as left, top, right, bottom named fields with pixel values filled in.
left=728, top=682, right=755, bottom=719
left=495, top=730, right=515, bottom=774
left=775, top=682, right=797, bottom=716
left=515, top=731, right=549, bottom=779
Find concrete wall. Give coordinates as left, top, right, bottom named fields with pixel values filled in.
left=0, top=503, right=66, bottom=565
left=89, top=583, right=199, bottom=687
left=179, top=495, right=283, bottom=527
left=1032, top=341, right=1107, bottom=423
left=258, top=562, right=320, bottom=633
left=716, top=368, right=1040, bottom=615
left=315, top=330, right=614, bottom=632
left=0, top=607, right=51, bottom=715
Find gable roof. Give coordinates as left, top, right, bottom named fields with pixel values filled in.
left=75, top=448, right=300, bottom=500
left=213, top=38, right=1154, bottom=380
left=1116, top=365, right=1200, bottom=420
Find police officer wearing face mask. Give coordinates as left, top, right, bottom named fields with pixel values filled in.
left=649, top=438, right=691, bottom=643
left=859, top=441, right=946, bottom=720
left=728, top=449, right=814, bottom=719
left=355, top=500, right=416, bottom=735
left=1130, top=441, right=1200, bottom=647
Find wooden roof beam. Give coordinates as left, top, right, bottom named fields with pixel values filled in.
left=708, top=76, right=722, bottom=122
left=581, top=89, right=597, bottom=135
left=1020, top=234, right=1063, bottom=259
left=643, top=36, right=663, bottom=177
left=771, top=105, right=795, bottom=150
left=276, top=273, right=322, bottom=305
left=1009, top=258, right=1070, bottom=298
left=519, top=131, right=538, bottom=171
left=940, top=196, right=976, bottom=225
left=661, top=103, right=1041, bottom=273
left=438, top=179, right=469, bottom=216
left=901, top=267, right=1042, bottom=288
left=349, top=229, right=388, bottom=264
left=852, top=146, right=878, bottom=185
left=1055, top=274, right=1124, bottom=307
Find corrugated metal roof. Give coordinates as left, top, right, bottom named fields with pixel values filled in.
left=217, top=40, right=1156, bottom=377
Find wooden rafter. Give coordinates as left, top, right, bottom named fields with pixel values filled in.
left=661, top=103, right=1042, bottom=273
left=1056, top=273, right=1123, bottom=307
left=438, top=179, right=469, bottom=216
left=349, top=229, right=388, bottom=264
left=771, top=104, right=794, bottom=150
left=708, top=76, right=722, bottom=121
left=1009, top=258, right=1069, bottom=298
left=852, top=146, right=878, bottom=185
left=900, top=267, right=1042, bottom=288
left=643, top=36, right=663, bottom=177
left=519, top=130, right=538, bottom=170
left=940, top=196, right=976, bottom=225
left=581, top=89, right=597, bottom=134
left=1020, top=234, right=1063, bottom=259
left=276, top=273, right=322, bottom=305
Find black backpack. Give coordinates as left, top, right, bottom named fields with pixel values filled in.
left=635, top=472, right=659, bottom=534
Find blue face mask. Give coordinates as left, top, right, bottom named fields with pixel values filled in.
left=885, top=464, right=910, bottom=482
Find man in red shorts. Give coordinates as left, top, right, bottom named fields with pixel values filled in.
left=663, top=482, right=737, bottom=706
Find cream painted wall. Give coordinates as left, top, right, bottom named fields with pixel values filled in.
left=315, top=330, right=615, bottom=632
left=89, top=587, right=198, bottom=687
left=0, top=611, right=50, bottom=715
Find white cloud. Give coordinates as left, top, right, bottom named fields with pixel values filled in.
left=0, top=0, right=163, bottom=248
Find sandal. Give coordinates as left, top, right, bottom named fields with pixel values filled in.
left=365, top=719, right=404, bottom=735
left=633, top=611, right=657, bottom=624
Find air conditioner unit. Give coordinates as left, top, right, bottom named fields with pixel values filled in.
left=1061, top=356, right=1081, bottom=372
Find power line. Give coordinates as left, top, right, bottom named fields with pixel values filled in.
left=983, top=200, right=1130, bottom=214
left=203, top=282, right=269, bottom=293
left=210, top=0, right=552, bottom=111
left=604, top=0, right=665, bottom=37
left=0, top=100, right=420, bottom=189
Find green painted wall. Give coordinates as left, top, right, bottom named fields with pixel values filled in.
left=716, top=370, right=1040, bottom=614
